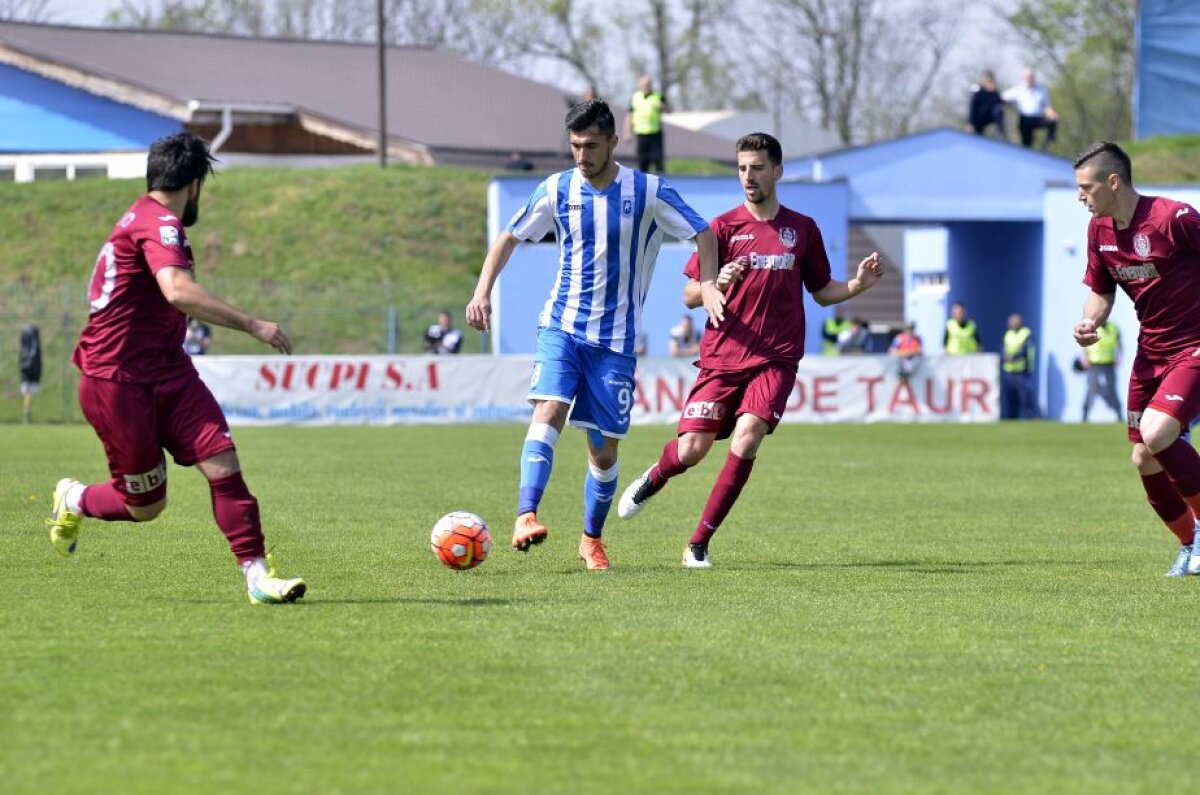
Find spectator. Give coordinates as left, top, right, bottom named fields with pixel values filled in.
left=625, top=75, right=668, bottom=174
left=669, top=314, right=701, bottom=357
left=837, top=317, right=870, bottom=354
left=1001, top=312, right=1037, bottom=419
left=889, top=321, right=923, bottom=379
left=19, top=323, right=42, bottom=425
left=1003, top=68, right=1058, bottom=149
left=183, top=317, right=212, bottom=355
left=944, top=302, right=981, bottom=354
left=822, top=305, right=850, bottom=355
left=505, top=151, right=534, bottom=172
left=966, top=70, right=1006, bottom=140
left=425, top=309, right=463, bottom=354
left=1080, top=320, right=1122, bottom=422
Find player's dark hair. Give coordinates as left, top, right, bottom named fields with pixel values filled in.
left=736, top=132, right=783, bottom=167
left=146, top=132, right=217, bottom=192
left=1074, top=141, right=1132, bottom=186
left=565, top=99, right=616, bottom=138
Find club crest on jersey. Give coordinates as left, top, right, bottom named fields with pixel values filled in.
left=778, top=227, right=796, bottom=248
left=159, top=226, right=180, bottom=247
left=1133, top=233, right=1151, bottom=258
left=622, top=198, right=633, bottom=217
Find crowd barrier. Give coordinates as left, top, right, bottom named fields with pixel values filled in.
left=193, top=354, right=999, bottom=426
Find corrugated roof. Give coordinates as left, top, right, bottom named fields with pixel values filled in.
left=0, top=21, right=735, bottom=162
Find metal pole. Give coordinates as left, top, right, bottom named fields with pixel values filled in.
left=376, top=0, right=387, bottom=168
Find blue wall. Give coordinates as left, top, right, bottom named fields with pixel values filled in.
left=947, top=222, right=1043, bottom=355
left=488, top=175, right=849, bottom=357
left=1135, top=0, right=1200, bottom=138
left=0, top=64, right=177, bottom=151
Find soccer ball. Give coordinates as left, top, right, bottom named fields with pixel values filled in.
left=430, top=511, right=491, bottom=570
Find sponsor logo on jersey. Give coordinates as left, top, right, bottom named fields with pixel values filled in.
left=1099, top=244, right=1119, bottom=252
left=158, top=214, right=177, bottom=221
left=159, top=226, right=181, bottom=246
left=622, top=198, right=633, bottom=216
left=778, top=227, right=796, bottom=248
left=1111, top=263, right=1160, bottom=281
left=730, top=234, right=755, bottom=242
left=1133, top=232, right=1152, bottom=258
left=749, top=252, right=796, bottom=271
left=123, top=459, right=167, bottom=494
left=683, top=400, right=726, bottom=420
left=118, top=212, right=136, bottom=228
left=567, top=203, right=584, bottom=211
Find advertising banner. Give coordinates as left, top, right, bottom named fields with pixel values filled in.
left=193, top=354, right=999, bottom=427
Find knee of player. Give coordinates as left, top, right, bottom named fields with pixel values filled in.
left=128, top=496, right=167, bottom=522
left=677, top=433, right=713, bottom=466
left=1131, top=444, right=1160, bottom=473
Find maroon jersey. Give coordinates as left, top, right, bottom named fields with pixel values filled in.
left=1084, top=195, right=1200, bottom=363
left=73, top=195, right=195, bottom=383
left=684, top=205, right=832, bottom=370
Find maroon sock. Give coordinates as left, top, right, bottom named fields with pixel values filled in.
left=1141, top=471, right=1195, bottom=545
left=1154, top=438, right=1200, bottom=500
left=210, top=472, right=266, bottom=563
left=79, top=482, right=134, bottom=521
left=649, top=438, right=691, bottom=490
left=690, top=451, right=755, bottom=545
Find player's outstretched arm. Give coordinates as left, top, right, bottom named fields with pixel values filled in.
left=1074, top=291, right=1115, bottom=347
left=466, top=231, right=520, bottom=333
left=155, top=266, right=291, bottom=353
left=812, top=252, right=884, bottom=306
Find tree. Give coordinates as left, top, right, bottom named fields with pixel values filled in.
left=0, top=0, right=51, bottom=21
left=1000, top=0, right=1135, bottom=154
left=754, top=0, right=962, bottom=145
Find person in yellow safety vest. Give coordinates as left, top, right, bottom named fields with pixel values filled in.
left=1001, top=312, right=1037, bottom=419
left=822, top=306, right=850, bottom=355
left=625, top=75, right=669, bottom=173
left=943, top=301, right=981, bottom=354
left=1081, top=321, right=1122, bottom=422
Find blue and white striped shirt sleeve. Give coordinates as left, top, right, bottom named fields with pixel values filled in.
left=652, top=179, right=708, bottom=240
left=506, top=179, right=556, bottom=241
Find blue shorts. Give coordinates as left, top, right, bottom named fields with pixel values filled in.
left=528, top=328, right=637, bottom=439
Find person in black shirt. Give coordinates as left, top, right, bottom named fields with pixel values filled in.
left=967, top=70, right=1006, bottom=140
left=19, top=323, right=42, bottom=424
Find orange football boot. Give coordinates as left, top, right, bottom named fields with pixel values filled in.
left=512, top=512, right=549, bottom=552
left=578, top=535, right=611, bottom=571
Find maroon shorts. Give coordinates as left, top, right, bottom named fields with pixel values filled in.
left=676, top=361, right=797, bottom=440
left=78, top=370, right=234, bottom=505
left=1126, top=350, right=1200, bottom=443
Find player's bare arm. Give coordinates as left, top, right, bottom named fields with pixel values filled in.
left=812, top=252, right=884, bottom=306
left=693, top=227, right=726, bottom=326
left=683, top=260, right=744, bottom=308
left=1074, top=291, right=1115, bottom=347
left=154, top=266, right=291, bottom=354
left=466, top=231, right=520, bottom=333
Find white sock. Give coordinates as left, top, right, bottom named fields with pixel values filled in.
left=65, top=482, right=86, bottom=513
left=241, top=558, right=268, bottom=589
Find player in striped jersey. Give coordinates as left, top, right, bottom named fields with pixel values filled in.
left=466, top=99, right=720, bottom=570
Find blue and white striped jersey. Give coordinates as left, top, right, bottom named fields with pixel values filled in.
left=506, top=164, right=707, bottom=356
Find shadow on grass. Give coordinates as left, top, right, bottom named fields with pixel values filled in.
left=300, top=596, right=528, bottom=607
left=752, top=558, right=1094, bottom=574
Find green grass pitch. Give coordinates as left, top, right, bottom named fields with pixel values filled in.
left=2, top=421, right=1198, bottom=794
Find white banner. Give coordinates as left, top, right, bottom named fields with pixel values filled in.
left=193, top=354, right=999, bottom=426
